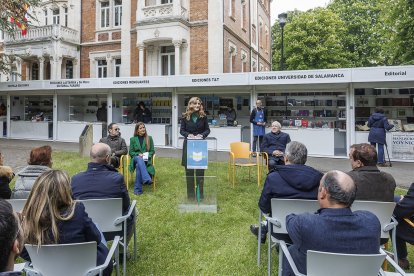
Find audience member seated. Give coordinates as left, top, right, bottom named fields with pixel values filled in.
left=250, top=141, right=323, bottom=243
left=282, top=170, right=381, bottom=276
left=347, top=143, right=396, bottom=202
left=128, top=122, right=155, bottom=196
left=11, top=145, right=52, bottom=199
left=99, top=122, right=127, bottom=168
left=393, top=182, right=414, bottom=270
left=261, top=121, right=291, bottom=169
left=21, top=170, right=112, bottom=276
left=71, top=143, right=134, bottom=241
left=0, top=199, right=24, bottom=275
left=0, top=152, right=14, bottom=199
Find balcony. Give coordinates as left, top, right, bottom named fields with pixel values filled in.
left=4, top=25, right=80, bottom=45
left=138, top=1, right=188, bottom=23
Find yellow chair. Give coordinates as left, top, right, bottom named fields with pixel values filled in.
left=119, top=154, right=157, bottom=191
left=228, top=142, right=261, bottom=188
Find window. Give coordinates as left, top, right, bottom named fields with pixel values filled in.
left=44, top=9, right=48, bottom=25
left=252, top=58, right=257, bottom=72
left=31, top=63, right=39, bottom=80
left=241, top=50, right=247, bottom=72
left=161, top=46, right=175, bottom=76
left=161, top=0, right=172, bottom=3
left=230, top=0, right=235, bottom=18
left=97, top=60, right=108, bottom=78
left=53, top=8, right=60, bottom=25
left=265, top=26, right=269, bottom=51
left=252, top=25, right=256, bottom=45
left=10, top=71, right=18, bottom=82
left=114, top=0, right=122, bottom=27
left=100, top=1, right=110, bottom=28
left=64, top=7, right=68, bottom=27
left=115, top=59, right=121, bottom=77
left=66, top=60, right=73, bottom=79
left=259, top=20, right=263, bottom=48
left=241, top=1, right=247, bottom=30
left=229, top=44, right=236, bottom=73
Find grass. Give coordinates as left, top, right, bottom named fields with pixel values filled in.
left=21, top=151, right=414, bottom=275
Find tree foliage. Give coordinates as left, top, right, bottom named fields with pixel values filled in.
left=272, top=8, right=352, bottom=70
left=271, top=0, right=414, bottom=70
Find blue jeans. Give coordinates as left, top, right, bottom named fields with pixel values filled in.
left=371, top=142, right=385, bottom=164
left=133, top=156, right=152, bottom=194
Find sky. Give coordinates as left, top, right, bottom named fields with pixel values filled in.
left=270, top=0, right=330, bottom=24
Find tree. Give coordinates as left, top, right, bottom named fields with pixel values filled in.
left=327, top=0, right=388, bottom=67
left=272, top=8, right=353, bottom=70
left=382, top=0, right=414, bottom=64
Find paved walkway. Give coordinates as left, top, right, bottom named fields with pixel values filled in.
left=1, top=138, right=412, bottom=188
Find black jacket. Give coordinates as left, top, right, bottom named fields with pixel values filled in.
left=259, top=164, right=323, bottom=214
left=261, top=131, right=291, bottom=158
left=180, top=116, right=210, bottom=166
left=394, top=183, right=414, bottom=243
left=99, top=135, right=127, bottom=157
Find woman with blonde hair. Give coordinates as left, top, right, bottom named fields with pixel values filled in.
left=129, top=122, right=155, bottom=195
left=21, top=170, right=112, bottom=276
left=180, top=97, right=210, bottom=200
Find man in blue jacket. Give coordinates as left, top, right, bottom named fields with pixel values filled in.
left=261, top=121, right=291, bottom=169
left=71, top=143, right=134, bottom=241
left=282, top=171, right=381, bottom=276
left=250, top=141, right=323, bottom=243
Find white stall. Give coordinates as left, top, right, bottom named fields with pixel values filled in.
left=57, top=121, right=103, bottom=143
left=10, top=121, right=52, bottom=139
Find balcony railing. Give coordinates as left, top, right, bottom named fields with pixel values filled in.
left=138, top=1, right=188, bottom=22
left=4, top=25, right=80, bottom=44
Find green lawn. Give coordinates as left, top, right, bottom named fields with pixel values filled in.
left=29, top=151, right=414, bottom=275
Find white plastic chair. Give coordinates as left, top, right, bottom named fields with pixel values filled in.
left=23, top=236, right=120, bottom=276
left=78, top=198, right=137, bottom=276
left=351, top=201, right=398, bottom=262
left=265, top=198, right=319, bottom=276
left=7, top=198, right=27, bottom=212
left=280, top=245, right=406, bottom=276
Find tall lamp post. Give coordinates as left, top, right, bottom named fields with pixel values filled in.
left=278, top=12, right=288, bottom=71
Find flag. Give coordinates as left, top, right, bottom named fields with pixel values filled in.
left=9, top=3, right=29, bottom=36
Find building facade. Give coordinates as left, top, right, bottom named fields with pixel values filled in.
left=1, top=0, right=272, bottom=81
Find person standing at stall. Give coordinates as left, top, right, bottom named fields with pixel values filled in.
left=368, top=108, right=394, bottom=167
left=180, top=97, right=210, bottom=200
left=133, top=101, right=152, bottom=123
left=250, top=99, right=267, bottom=153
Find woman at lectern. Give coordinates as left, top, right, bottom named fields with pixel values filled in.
left=180, top=97, right=210, bottom=200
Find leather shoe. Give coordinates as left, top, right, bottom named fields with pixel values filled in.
left=398, top=258, right=410, bottom=270
left=250, top=224, right=266, bottom=244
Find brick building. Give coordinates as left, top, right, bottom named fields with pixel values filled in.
left=1, top=0, right=272, bottom=81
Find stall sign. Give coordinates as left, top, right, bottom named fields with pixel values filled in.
left=1, top=81, right=43, bottom=90
left=187, top=139, right=208, bottom=169
left=48, top=80, right=96, bottom=89
left=392, top=133, right=414, bottom=160
left=101, top=76, right=167, bottom=88
left=168, top=73, right=248, bottom=87
left=352, top=66, right=414, bottom=83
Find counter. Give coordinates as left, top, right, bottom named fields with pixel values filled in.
left=266, top=127, right=346, bottom=157
left=10, top=121, right=52, bottom=139
left=57, top=121, right=104, bottom=144
left=118, top=123, right=172, bottom=147
left=0, top=116, right=5, bottom=137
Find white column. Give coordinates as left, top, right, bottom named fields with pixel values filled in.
left=138, top=44, right=145, bottom=76
left=6, top=95, right=11, bottom=138
left=173, top=40, right=182, bottom=75
left=106, top=55, right=113, bottom=77
left=107, top=92, right=113, bottom=123
left=55, top=56, right=62, bottom=80
left=172, top=88, right=178, bottom=148
left=90, top=58, right=96, bottom=78
left=25, top=62, right=30, bottom=80
left=172, top=0, right=181, bottom=16
left=16, top=58, right=22, bottom=81
left=49, top=57, right=56, bottom=79
left=73, top=59, right=79, bottom=79
left=181, top=42, right=189, bottom=74
left=147, top=45, right=154, bottom=76
left=152, top=45, right=159, bottom=76
left=53, top=92, right=58, bottom=140
left=38, top=57, right=45, bottom=80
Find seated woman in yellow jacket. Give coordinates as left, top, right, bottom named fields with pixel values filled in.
left=129, top=122, right=155, bottom=195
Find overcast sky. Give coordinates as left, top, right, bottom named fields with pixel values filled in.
left=270, top=0, right=330, bottom=24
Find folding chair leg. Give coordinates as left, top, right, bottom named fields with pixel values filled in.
left=268, top=224, right=272, bottom=276
left=123, top=222, right=127, bottom=276
left=278, top=243, right=283, bottom=276
left=257, top=211, right=262, bottom=266
left=115, top=241, right=120, bottom=276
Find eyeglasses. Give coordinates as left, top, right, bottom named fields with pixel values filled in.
left=114, top=128, right=120, bottom=131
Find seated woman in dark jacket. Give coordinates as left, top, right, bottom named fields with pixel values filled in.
left=0, top=152, right=14, bottom=199
left=21, top=170, right=112, bottom=276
